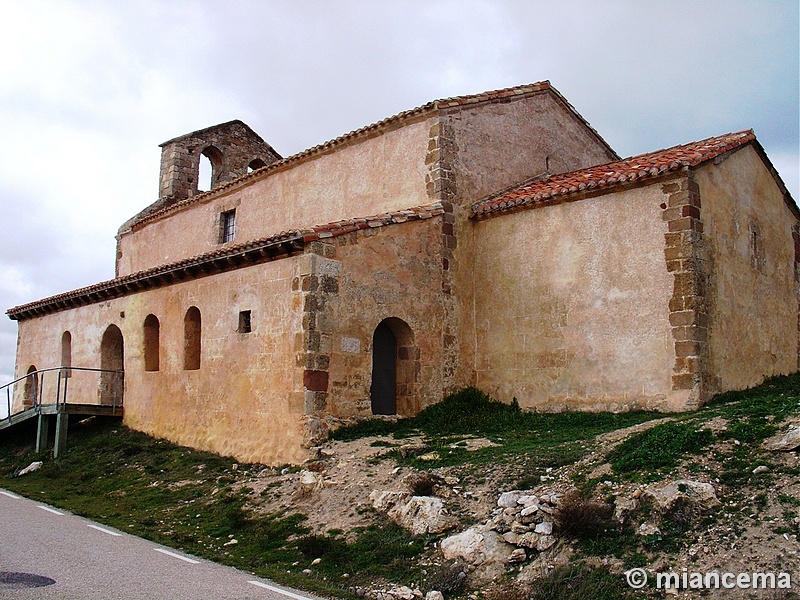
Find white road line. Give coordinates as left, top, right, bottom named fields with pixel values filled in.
left=0, top=491, right=21, bottom=499
left=154, top=548, right=200, bottom=564
left=37, top=505, right=64, bottom=515
left=87, top=524, right=122, bottom=536
left=248, top=580, right=314, bottom=600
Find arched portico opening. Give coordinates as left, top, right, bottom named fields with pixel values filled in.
left=370, top=318, right=418, bottom=416
left=100, top=324, right=124, bottom=405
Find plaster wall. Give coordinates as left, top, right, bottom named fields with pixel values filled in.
left=445, top=92, right=618, bottom=393
left=320, top=218, right=447, bottom=417
left=696, top=147, right=799, bottom=392
left=117, top=117, right=437, bottom=276
left=13, top=257, right=308, bottom=465
left=471, top=186, right=678, bottom=411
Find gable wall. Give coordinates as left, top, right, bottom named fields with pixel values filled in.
left=443, top=91, right=619, bottom=394
left=470, top=184, right=681, bottom=411
left=696, top=146, right=799, bottom=393
left=117, top=116, right=438, bottom=276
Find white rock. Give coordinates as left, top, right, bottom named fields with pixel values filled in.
left=425, top=592, right=444, bottom=600
left=371, top=491, right=454, bottom=535
left=535, top=534, right=556, bottom=552
left=311, top=558, right=322, bottom=565
left=534, top=521, right=553, bottom=535
left=502, top=531, right=520, bottom=545
left=637, top=522, right=662, bottom=536
left=646, top=479, right=720, bottom=512
left=18, top=461, right=43, bottom=476
left=517, top=494, right=539, bottom=506
left=764, top=424, right=800, bottom=451
left=520, top=505, right=540, bottom=517
left=223, top=538, right=238, bottom=546
left=752, top=465, right=770, bottom=474
left=497, top=491, right=524, bottom=508
left=516, top=532, right=540, bottom=548
left=440, top=526, right=514, bottom=566
left=297, top=470, right=324, bottom=494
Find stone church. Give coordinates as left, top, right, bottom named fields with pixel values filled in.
left=7, top=82, right=799, bottom=464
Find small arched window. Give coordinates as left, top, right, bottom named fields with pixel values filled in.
left=198, top=146, right=224, bottom=192
left=61, top=331, right=72, bottom=377
left=24, top=365, right=38, bottom=407
left=247, top=158, right=267, bottom=173
left=143, top=314, right=160, bottom=372
left=184, top=307, right=201, bottom=370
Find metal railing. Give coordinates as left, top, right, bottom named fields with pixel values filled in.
left=2, top=367, right=124, bottom=425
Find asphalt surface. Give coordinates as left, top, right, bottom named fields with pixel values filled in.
left=0, top=489, right=326, bottom=600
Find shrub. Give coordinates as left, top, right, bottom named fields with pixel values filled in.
left=424, top=562, right=468, bottom=595
left=528, top=563, right=632, bottom=600
left=556, top=492, right=615, bottom=540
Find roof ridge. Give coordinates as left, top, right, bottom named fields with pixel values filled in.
left=472, top=130, right=756, bottom=217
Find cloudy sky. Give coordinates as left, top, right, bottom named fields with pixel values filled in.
left=0, top=0, right=798, bottom=392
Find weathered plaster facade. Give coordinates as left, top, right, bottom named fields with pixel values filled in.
left=8, top=82, right=798, bottom=464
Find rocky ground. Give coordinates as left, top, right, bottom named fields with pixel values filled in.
left=232, top=414, right=800, bottom=599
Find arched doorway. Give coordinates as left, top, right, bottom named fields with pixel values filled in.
left=370, top=318, right=418, bottom=416
left=100, top=325, right=124, bottom=405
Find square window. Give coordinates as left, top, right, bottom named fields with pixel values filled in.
left=220, top=209, right=236, bottom=243
left=238, top=310, right=252, bottom=333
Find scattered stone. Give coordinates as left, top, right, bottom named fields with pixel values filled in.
left=297, top=469, right=325, bottom=494
left=418, top=452, right=441, bottom=462
left=311, top=558, right=322, bottom=565
left=223, top=538, right=238, bottom=546
left=17, top=461, right=43, bottom=476
left=399, top=443, right=429, bottom=458
left=614, top=496, right=639, bottom=524
left=764, top=424, right=800, bottom=452
left=508, top=548, right=527, bottom=563
left=637, top=522, right=662, bottom=536
left=502, top=532, right=520, bottom=545
left=440, top=526, right=514, bottom=567
left=497, top=490, right=525, bottom=508
left=646, top=479, right=720, bottom=512
left=535, top=535, right=556, bottom=552
left=370, top=491, right=455, bottom=535
left=425, top=592, right=444, bottom=600
left=534, top=521, right=553, bottom=535
left=516, top=532, right=540, bottom=549
left=302, top=569, right=312, bottom=575
left=752, top=465, right=770, bottom=474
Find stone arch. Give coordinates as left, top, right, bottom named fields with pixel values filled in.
left=370, top=317, right=419, bottom=416
left=183, top=307, right=201, bottom=370
left=61, top=331, right=72, bottom=377
left=23, top=365, right=38, bottom=407
left=143, top=314, right=160, bottom=372
left=100, top=324, right=124, bottom=405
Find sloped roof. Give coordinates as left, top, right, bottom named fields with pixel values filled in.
left=472, top=130, right=770, bottom=217
left=128, top=81, right=615, bottom=231
left=8, top=203, right=444, bottom=322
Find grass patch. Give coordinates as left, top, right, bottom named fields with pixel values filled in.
left=608, top=421, right=713, bottom=480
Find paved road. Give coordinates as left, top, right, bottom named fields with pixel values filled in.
left=0, top=489, right=326, bottom=600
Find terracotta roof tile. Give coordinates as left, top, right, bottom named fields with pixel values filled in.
left=130, top=82, right=614, bottom=230
left=472, top=130, right=756, bottom=217
left=8, top=203, right=443, bottom=321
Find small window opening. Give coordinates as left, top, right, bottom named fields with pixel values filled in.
left=61, top=331, right=72, bottom=377
left=198, top=154, right=213, bottom=192
left=220, top=209, right=236, bottom=243
left=143, top=314, right=160, bottom=372
left=184, top=307, right=201, bottom=370
left=247, top=158, right=267, bottom=173
left=238, top=310, right=252, bottom=333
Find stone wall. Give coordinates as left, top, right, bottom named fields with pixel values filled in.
left=299, top=216, right=447, bottom=420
